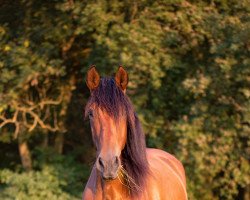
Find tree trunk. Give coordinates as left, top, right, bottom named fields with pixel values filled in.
left=18, top=136, right=32, bottom=171
left=54, top=132, right=64, bottom=154
left=41, top=132, right=49, bottom=148
left=244, top=184, right=250, bottom=200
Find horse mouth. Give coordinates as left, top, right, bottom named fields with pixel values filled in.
left=102, top=174, right=118, bottom=181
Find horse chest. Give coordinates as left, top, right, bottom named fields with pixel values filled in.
left=98, top=181, right=130, bottom=200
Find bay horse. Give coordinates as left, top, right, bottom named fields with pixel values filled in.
left=82, top=66, right=187, bottom=200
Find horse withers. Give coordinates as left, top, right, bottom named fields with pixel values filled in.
left=82, top=66, right=187, bottom=200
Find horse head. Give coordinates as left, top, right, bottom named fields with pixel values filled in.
left=85, top=66, right=129, bottom=180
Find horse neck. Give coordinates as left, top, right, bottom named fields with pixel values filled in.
left=95, top=168, right=130, bottom=199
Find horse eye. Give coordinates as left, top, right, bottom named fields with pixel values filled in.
left=88, top=110, right=94, bottom=118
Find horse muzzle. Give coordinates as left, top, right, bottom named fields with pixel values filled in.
left=96, top=156, right=120, bottom=180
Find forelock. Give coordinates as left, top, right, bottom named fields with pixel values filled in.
left=85, top=77, right=133, bottom=120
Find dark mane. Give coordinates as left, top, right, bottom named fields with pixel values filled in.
left=85, top=77, right=149, bottom=196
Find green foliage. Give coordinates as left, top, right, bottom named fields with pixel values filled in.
left=0, top=167, right=76, bottom=200
left=0, top=0, right=249, bottom=199
left=0, top=150, right=90, bottom=200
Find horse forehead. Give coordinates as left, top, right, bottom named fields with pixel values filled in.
left=96, top=107, right=113, bottom=120
left=95, top=104, right=121, bottom=116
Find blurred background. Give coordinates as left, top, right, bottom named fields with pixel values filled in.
left=0, top=0, right=249, bottom=199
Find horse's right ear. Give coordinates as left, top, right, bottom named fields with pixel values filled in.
left=86, top=66, right=100, bottom=91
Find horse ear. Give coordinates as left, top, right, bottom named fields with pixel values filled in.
left=115, top=66, right=128, bottom=92
left=86, top=65, right=100, bottom=91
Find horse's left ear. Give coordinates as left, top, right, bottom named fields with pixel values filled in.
left=115, top=66, right=128, bottom=92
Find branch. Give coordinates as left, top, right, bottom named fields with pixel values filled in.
left=17, top=107, right=60, bottom=132
left=24, top=96, right=62, bottom=111
left=1, top=96, right=64, bottom=136
left=0, top=111, right=20, bottom=138
left=0, top=111, right=18, bottom=128
left=62, top=34, right=76, bottom=58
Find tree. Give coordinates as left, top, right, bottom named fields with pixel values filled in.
left=0, top=0, right=249, bottom=199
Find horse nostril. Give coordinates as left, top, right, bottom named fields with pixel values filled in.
left=99, top=157, right=104, bottom=169
left=114, top=156, right=119, bottom=166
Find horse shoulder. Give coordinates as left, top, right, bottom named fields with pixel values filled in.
left=146, top=148, right=187, bottom=200
left=82, top=186, right=94, bottom=200
left=82, top=167, right=99, bottom=200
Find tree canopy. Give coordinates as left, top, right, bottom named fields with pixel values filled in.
left=0, top=0, right=249, bottom=199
